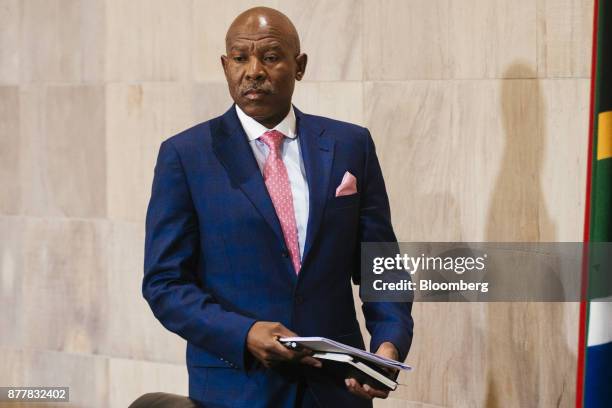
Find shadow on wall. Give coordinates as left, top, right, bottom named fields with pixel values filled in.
left=483, top=62, right=575, bottom=407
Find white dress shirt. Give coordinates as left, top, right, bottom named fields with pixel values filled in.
left=235, top=105, right=310, bottom=260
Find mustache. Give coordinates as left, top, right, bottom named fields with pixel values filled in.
left=240, top=83, right=274, bottom=95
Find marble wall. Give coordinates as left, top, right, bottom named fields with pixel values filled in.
left=0, top=0, right=593, bottom=407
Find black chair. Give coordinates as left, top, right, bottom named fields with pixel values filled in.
left=128, top=392, right=200, bottom=408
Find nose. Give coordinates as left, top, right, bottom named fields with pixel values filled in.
left=245, top=56, right=266, bottom=81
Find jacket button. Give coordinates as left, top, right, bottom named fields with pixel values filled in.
left=281, top=250, right=289, bottom=258
left=295, top=295, right=304, bottom=304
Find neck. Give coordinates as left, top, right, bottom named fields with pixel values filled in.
left=254, top=105, right=291, bottom=129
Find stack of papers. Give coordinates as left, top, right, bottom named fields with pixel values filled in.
left=278, top=336, right=412, bottom=372
left=279, top=336, right=412, bottom=391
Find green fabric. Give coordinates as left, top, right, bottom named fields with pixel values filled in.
left=588, top=0, right=612, bottom=299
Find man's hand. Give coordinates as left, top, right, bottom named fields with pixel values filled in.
left=345, top=342, right=399, bottom=400
left=246, top=321, right=322, bottom=369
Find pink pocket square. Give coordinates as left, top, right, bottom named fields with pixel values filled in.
left=335, top=171, right=358, bottom=197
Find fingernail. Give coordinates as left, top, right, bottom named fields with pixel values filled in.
left=345, top=379, right=351, bottom=387
left=363, top=384, right=370, bottom=391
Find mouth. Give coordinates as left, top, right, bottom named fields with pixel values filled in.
left=243, top=88, right=270, bottom=101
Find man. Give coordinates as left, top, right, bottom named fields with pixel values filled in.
left=143, top=7, right=413, bottom=407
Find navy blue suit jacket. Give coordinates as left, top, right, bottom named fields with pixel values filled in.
left=143, top=105, right=413, bottom=407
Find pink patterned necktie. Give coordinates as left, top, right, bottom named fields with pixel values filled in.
left=259, top=130, right=301, bottom=274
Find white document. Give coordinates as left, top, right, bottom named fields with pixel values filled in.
left=312, top=352, right=399, bottom=390
left=278, top=336, right=413, bottom=371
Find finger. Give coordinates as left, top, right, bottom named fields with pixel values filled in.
left=293, top=347, right=314, bottom=358
left=344, top=378, right=372, bottom=400
left=277, top=347, right=313, bottom=363
left=299, top=356, right=322, bottom=368
left=268, top=341, right=300, bottom=361
left=350, top=379, right=373, bottom=398
left=382, top=367, right=399, bottom=377
left=363, top=383, right=389, bottom=399
left=259, top=358, right=272, bottom=368
left=273, top=323, right=298, bottom=338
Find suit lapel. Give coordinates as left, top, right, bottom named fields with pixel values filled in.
left=211, top=105, right=335, bottom=275
left=295, top=107, right=335, bottom=266
left=211, top=106, right=285, bottom=248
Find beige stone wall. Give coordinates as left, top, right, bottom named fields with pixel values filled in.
left=0, top=1, right=592, bottom=407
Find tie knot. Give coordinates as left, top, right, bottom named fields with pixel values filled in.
left=259, top=130, right=285, bottom=152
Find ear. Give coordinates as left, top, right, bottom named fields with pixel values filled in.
left=220, top=55, right=229, bottom=77
left=295, top=53, right=307, bottom=81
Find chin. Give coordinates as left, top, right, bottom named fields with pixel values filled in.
left=239, top=101, right=272, bottom=119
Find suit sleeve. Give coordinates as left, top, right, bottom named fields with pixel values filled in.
left=356, top=128, right=414, bottom=362
left=142, top=140, right=257, bottom=370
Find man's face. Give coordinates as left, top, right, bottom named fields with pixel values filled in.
left=221, top=20, right=306, bottom=127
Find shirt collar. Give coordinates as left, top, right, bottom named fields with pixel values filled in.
left=235, top=104, right=297, bottom=142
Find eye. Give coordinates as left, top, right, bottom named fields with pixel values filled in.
left=263, top=54, right=279, bottom=62
left=233, top=55, right=247, bottom=63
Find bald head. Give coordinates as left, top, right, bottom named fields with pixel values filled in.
left=221, top=7, right=307, bottom=129
left=225, top=7, right=300, bottom=55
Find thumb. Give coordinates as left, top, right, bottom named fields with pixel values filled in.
left=300, top=356, right=322, bottom=368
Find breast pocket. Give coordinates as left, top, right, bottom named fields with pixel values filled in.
left=327, top=192, right=360, bottom=210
